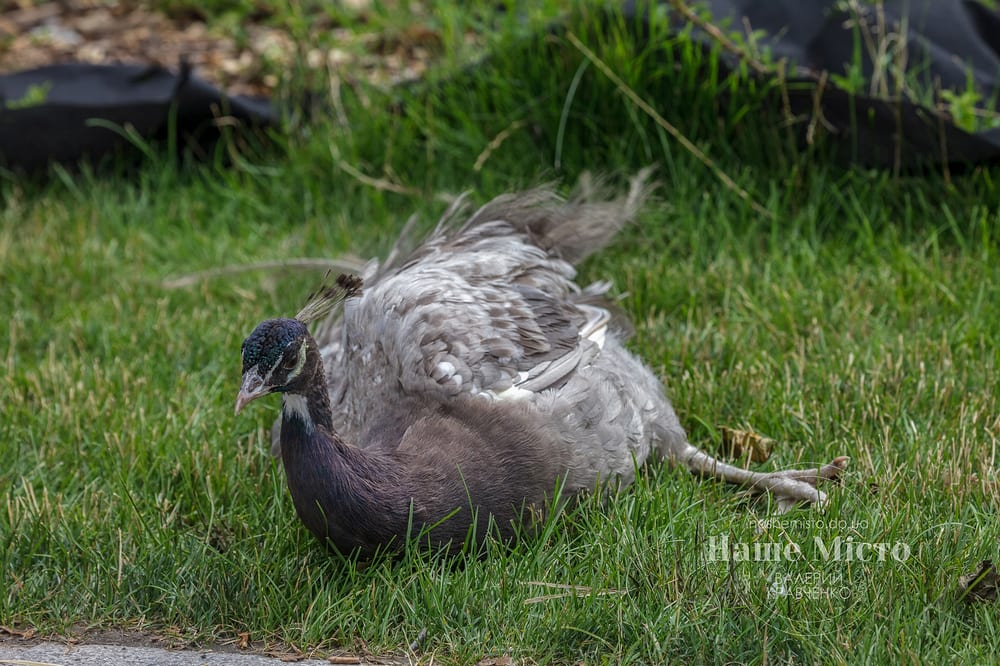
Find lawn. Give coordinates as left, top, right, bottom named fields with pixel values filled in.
left=2, top=2, right=999, bottom=664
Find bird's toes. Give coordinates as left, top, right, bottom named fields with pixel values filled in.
left=763, top=455, right=850, bottom=487
left=761, top=456, right=852, bottom=512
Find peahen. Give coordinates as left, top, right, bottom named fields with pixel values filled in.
left=235, top=172, right=848, bottom=556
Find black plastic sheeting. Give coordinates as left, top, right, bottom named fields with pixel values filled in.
left=2, top=1, right=999, bottom=174
left=633, top=0, right=1000, bottom=169
left=0, top=62, right=276, bottom=173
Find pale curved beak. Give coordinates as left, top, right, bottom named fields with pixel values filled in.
left=235, top=367, right=268, bottom=415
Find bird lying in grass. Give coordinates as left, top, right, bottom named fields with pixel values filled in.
left=235, top=171, right=848, bottom=556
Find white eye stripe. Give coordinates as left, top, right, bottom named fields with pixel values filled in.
left=259, top=341, right=307, bottom=386
left=285, top=341, right=308, bottom=381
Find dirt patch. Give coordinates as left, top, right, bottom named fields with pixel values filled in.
left=0, top=0, right=454, bottom=97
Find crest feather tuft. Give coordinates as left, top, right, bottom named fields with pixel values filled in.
left=295, top=272, right=363, bottom=325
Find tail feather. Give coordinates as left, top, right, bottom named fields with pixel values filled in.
left=533, top=167, right=655, bottom=264
left=465, top=167, right=656, bottom=265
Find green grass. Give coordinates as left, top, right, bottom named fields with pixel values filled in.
left=2, top=3, right=1000, bottom=664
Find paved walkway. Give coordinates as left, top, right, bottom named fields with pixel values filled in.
left=0, top=641, right=348, bottom=665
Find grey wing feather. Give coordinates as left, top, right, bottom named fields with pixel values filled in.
left=341, top=243, right=588, bottom=401
left=275, top=171, right=658, bottom=463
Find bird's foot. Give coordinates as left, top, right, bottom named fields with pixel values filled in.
left=678, top=445, right=850, bottom=511
left=746, top=456, right=850, bottom=512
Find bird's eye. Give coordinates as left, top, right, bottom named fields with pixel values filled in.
left=281, top=351, right=299, bottom=371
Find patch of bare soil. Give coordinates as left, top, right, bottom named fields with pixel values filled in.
left=0, top=0, right=451, bottom=96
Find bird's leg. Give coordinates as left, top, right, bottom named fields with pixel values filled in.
left=674, top=443, right=849, bottom=506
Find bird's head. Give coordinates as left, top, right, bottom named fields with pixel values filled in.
left=235, top=273, right=361, bottom=417
left=235, top=317, right=311, bottom=415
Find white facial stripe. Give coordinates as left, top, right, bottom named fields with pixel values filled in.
left=258, top=340, right=307, bottom=387
left=285, top=341, right=308, bottom=381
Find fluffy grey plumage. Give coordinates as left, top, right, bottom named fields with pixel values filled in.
left=240, top=170, right=846, bottom=556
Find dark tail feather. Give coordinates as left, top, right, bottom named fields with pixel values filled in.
left=535, top=167, right=655, bottom=264
left=465, top=167, right=656, bottom=265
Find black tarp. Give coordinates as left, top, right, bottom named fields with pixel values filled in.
left=628, top=0, right=1000, bottom=169
left=0, top=62, right=276, bottom=173
left=2, top=1, right=999, bottom=174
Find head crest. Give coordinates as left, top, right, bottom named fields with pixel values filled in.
left=295, top=272, right=363, bottom=325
